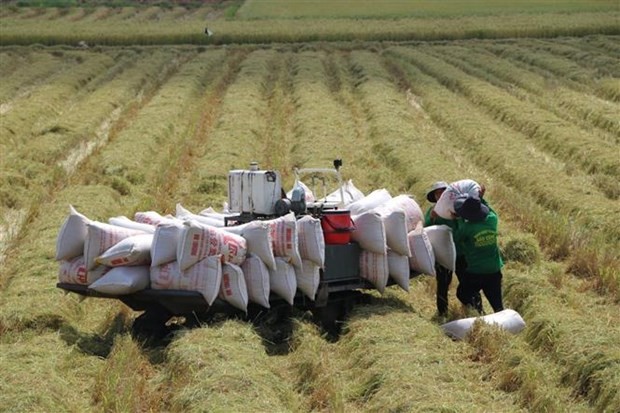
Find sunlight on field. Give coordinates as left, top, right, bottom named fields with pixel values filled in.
left=0, top=2, right=619, bottom=411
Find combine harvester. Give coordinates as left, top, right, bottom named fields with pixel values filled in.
left=57, top=160, right=429, bottom=339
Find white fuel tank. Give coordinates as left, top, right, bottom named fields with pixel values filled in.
left=228, top=166, right=282, bottom=215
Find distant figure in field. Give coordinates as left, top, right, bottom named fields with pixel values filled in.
left=204, top=27, right=213, bottom=36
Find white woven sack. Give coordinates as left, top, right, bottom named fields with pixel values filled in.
left=269, top=257, right=297, bottom=305
left=360, top=250, right=389, bottom=294
left=435, top=179, right=481, bottom=220
left=351, top=212, right=386, bottom=254
left=134, top=211, right=178, bottom=226
left=198, top=207, right=234, bottom=220
left=58, top=255, right=110, bottom=285
left=267, top=212, right=302, bottom=268
left=348, top=189, right=392, bottom=216
left=441, top=309, right=526, bottom=340
left=241, top=254, right=271, bottom=308
left=89, top=265, right=149, bottom=295
left=375, top=207, right=410, bottom=256
left=177, top=220, right=247, bottom=271
left=318, top=179, right=365, bottom=205
left=151, top=221, right=185, bottom=267
left=387, top=249, right=410, bottom=292
left=297, top=215, right=325, bottom=267
left=150, top=260, right=180, bottom=290
left=224, top=220, right=276, bottom=270
left=84, top=221, right=147, bottom=270
left=424, top=225, right=456, bottom=272
left=295, top=259, right=320, bottom=300
left=381, top=195, right=424, bottom=232
left=96, top=233, right=153, bottom=267
left=407, top=223, right=436, bottom=276
left=176, top=203, right=225, bottom=227
left=56, top=205, right=90, bottom=261
left=109, top=216, right=156, bottom=233
left=219, top=263, right=249, bottom=312
left=153, top=256, right=221, bottom=305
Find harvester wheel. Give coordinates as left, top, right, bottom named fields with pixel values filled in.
left=131, top=307, right=172, bottom=345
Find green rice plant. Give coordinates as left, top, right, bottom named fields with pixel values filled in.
left=500, top=233, right=542, bottom=266
left=161, top=321, right=302, bottom=412
left=237, top=0, right=619, bottom=20
left=2, top=9, right=619, bottom=46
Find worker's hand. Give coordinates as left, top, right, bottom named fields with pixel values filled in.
left=430, top=209, right=439, bottom=219
left=479, top=184, right=486, bottom=198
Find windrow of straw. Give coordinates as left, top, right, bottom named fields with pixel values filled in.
left=390, top=47, right=620, bottom=180
left=0, top=50, right=66, bottom=102
left=504, top=266, right=620, bottom=411
left=429, top=43, right=620, bottom=145
left=481, top=42, right=620, bottom=102
left=382, top=47, right=620, bottom=296
left=160, top=321, right=302, bottom=412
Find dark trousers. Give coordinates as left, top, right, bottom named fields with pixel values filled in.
left=436, top=265, right=452, bottom=316
left=456, top=270, right=504, bottom=313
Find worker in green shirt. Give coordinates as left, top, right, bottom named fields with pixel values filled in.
left=452, top=194, right=504, bottom=313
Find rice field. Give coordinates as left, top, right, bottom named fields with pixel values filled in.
left=1, top=2, right=619, bottom=412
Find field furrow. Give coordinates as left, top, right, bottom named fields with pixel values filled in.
left=394, top=48, right=620, bottom=181
left=429, top=44, right=620, bottom=147
left=481, top=42, right=620, bottom=102
left=556, top=35, right=620, bottom=57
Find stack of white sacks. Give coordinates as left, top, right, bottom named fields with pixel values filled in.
left=56, top=182, right=457, bottom=312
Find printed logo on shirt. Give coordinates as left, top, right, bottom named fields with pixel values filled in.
left=474, top=230, right=496, bottom=248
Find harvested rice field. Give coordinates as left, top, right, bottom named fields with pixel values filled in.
left=1, top=1, right=619, bottom=412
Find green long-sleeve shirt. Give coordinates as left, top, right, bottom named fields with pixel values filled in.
left=452, top=209, right=503, bottom=274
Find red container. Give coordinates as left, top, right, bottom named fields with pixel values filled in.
left=321, top=210, right=355, bottom=245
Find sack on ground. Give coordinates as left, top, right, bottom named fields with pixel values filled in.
left=424, top=225, right=456, bottom=272
left=351, top=211, right=386, bottom=254
left=269, top=257, right=297, bottom=305
left=408, top=223, right=436, bottom=276
left=241, top=254, right=271, bottom=308
left=56, top=205, right=90, bottom=261
left=89, top=265, right=150, bottom=295
left=435, top=179, right=481, bottom=220
left=219, top=263, right=248, bottom=312
left=84, top=221, right=147, bottom=270
left=387, top=249, right=410, bottom=292
left=96, top=233, right=153, bottom=267
left=441, top=309, right=526, bottom=340
left=295, top=259, right=320, bottom=300
left=297, top=215, right=325, bottom=267
left=360, top=250, right=389, bottom=294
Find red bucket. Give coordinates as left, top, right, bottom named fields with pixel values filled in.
left=321, top=210, right=355, bottom=245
